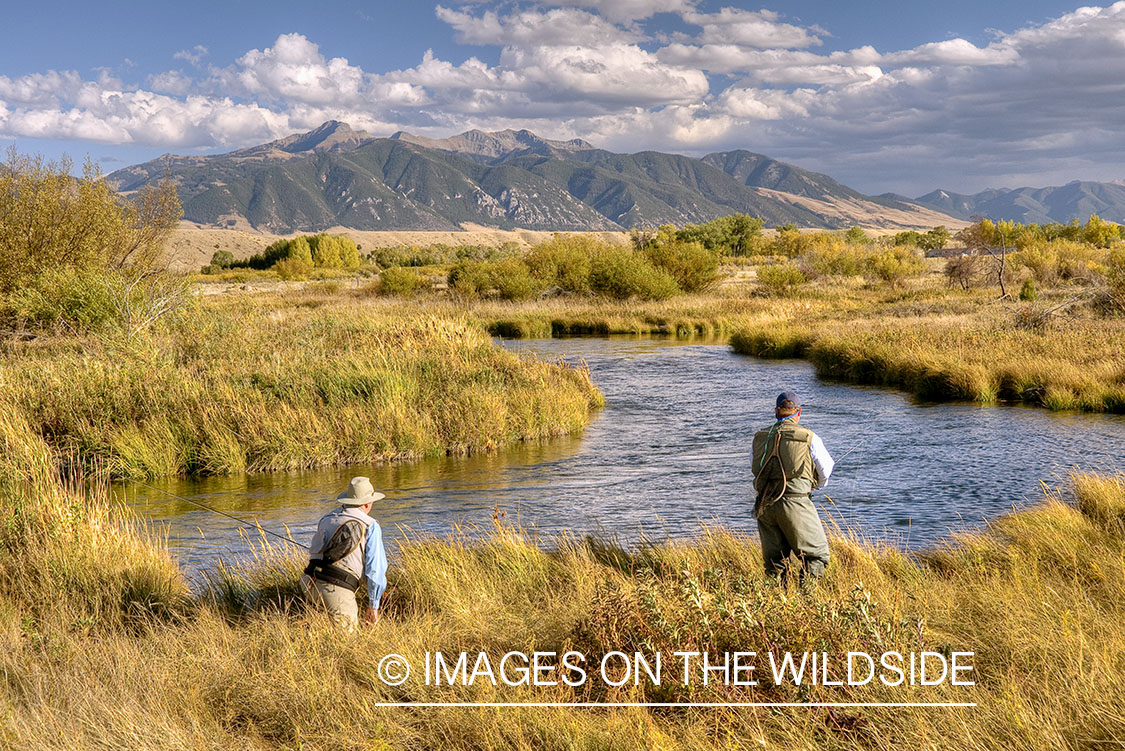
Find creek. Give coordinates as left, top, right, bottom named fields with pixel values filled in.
left=125, top=337, right=1125, bottom=573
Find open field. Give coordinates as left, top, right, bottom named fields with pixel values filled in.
left=4, top=176, right=1124, bottom=749
left=183, top=258, right=1125, bottom=413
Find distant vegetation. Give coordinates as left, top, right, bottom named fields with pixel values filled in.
left=203, top=233, right=362, bottom=279
left=440, top=232, right=721, bottom=301
left=943, top=216, right=1124, bottom=309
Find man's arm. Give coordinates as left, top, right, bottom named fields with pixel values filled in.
left=364, top=521, right=388, bottom=615
left=810, top=434, right=835, bottom=489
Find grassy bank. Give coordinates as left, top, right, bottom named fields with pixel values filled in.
left=730, top=313, right=1125, bottom=411
left=2, top=449, right=1123, bottom=748
left=0, top=297, right=603, bottom=479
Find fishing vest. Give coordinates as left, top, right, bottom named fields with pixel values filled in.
left=752, top=421, right=818, bottom=514
left=304, top=506, right=374, bottom=591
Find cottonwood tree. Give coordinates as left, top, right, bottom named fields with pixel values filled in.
left=0, top=148, right=183, bottom=333
left=955, top=218, right=1016, bottom=297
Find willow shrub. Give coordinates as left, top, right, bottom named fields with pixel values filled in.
left=588, top=248, right=680, bottom=300
left=524, top=235, right=597, bottom=293
left=641, top=238, right=720, bottom=292
left=1010, top=239, right=1108, bottom=285
left=756, top=263, right=807, bottom=295
left=379, top=266, right=423, bottom=297
left=449, top=259, right=542, bottom=301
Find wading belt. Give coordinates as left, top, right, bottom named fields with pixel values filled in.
left=303, top=560, right=362, bottom=591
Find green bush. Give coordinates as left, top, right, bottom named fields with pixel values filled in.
left=668, top=213, right=764, bottom=255
left=448, top=260, right=494, bottom=300
left=868, top=247, right=925, bottom=286
left=1012, top=239, right=1107, bottom=285
left=589, top=249, right=679, bottom=300
left=756, top=264, right=807, bottom=295
left=1019, top=278, right=1038, bottom=302
left=447, top=259, right=541, bottom=301
left=642, top=238, right=720, bottom=292
left=210, top=250, right=235, bottom=269
left=371, top=245, right=447, bottom=268
left=275, top=256, right=313, bottom=281
left=2, top=269, right=118, bottom=332
left=490, top=259, right=540, bottom=301
left=801, top=238, right=868, bottom=277
left=379, top=267, right=422, bottom=296
left=310, top=234, right=342, bottom=268
left=239, top=235, right=360, bottom=271
left=525, top=236, right=596, bottom=292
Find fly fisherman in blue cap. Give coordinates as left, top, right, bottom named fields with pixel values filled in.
left=300, top=477, right=389, bottom=631
left=751, top=392, right=835, bottom=580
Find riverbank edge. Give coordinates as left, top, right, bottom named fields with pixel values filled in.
left=0, top=309, right=606, bottom=481
left=729, top=325, right=1125, bottom=413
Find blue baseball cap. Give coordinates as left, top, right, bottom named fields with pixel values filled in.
left=776, top=391, right=800, bottom=409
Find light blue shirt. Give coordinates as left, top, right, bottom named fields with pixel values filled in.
left=364, top=520, right=388, bottom=610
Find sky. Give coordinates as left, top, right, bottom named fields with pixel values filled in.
left=2, top=0, right=1123, bottom=196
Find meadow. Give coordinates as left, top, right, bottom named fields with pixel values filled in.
left=0, top=297, right=603, bottom=480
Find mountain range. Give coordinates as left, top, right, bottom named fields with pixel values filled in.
left=899, top=182, right=1125, bottom=225
left=107, top=121, right=957, bottom=233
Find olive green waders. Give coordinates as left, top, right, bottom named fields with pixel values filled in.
left=755, top=496, right=830, bottom=579
left=752, top=420, right=830, bottom=579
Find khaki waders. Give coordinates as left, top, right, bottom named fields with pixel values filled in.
left=300, top=573, right=360, bottom=631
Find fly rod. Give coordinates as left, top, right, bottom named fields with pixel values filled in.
left=128, top=480, right=309, bottom=550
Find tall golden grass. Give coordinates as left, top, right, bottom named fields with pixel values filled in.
left=2, top=441, right=1123, bottom=749
left=0, top=296, right=603, bottom=479
left=731, top=313, right=1125, bottom=411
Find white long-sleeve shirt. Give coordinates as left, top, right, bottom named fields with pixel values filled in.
left=810, top=433, right=835, bottom=490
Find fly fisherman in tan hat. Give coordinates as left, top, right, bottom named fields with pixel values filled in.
left=300, top=477, right=388, bottom=631
left=751, top=391, right=835, bottom=581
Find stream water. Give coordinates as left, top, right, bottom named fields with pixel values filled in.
left=124, top=337, right=1125, bottom=574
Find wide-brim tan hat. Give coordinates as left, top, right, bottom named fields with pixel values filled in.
left=337, top=476, right=385, bottom=506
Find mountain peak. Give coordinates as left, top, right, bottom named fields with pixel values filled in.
left=276, top=120, right=372, bottom=154
left=226, top=120, right=373, bottom=159
left=391, top=128, right=593, bottom=160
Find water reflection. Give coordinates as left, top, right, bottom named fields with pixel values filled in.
left=126, top=337, right=1125, bottom=574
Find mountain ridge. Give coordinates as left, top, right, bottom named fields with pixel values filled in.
left=107, top=121, right=960, bottom=233
left=912, top=181, right=1125, bottom=224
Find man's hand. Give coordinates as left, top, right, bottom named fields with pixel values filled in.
left=364, top=606, right=380, bottom=625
